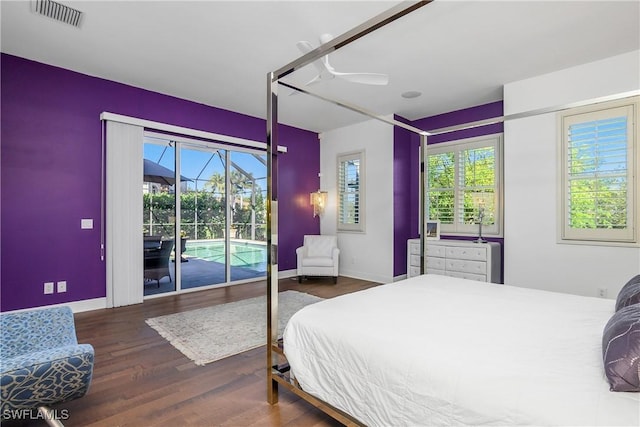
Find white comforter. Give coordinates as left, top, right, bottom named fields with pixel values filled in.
left=283, top=275, right=640, bottom=426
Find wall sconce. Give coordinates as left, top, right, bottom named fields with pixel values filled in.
left=310, top=190, right=328, bottom=217
left=472, top=193, right=487, bottom=244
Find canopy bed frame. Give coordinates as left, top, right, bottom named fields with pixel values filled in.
left=265, top=1, right=639, bottom=425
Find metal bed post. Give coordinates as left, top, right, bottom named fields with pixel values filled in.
left=266, top=71, right=279, bottom=404
left=265, top=2, right=433, bottom=411
left=420, top=133, right=427, bottom=274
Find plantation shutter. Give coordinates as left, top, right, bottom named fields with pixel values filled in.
left=562, top=103, right=635, bottom=242
left=427, top=152, right=455, bottom=224
left=425, top=135, right=501, bottom=236
left=458, top=145, right=496, bottom=227
left=337, top=151, right=365, bottom=232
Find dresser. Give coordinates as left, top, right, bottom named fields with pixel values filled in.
left=407, top=239, right=501, bottom=283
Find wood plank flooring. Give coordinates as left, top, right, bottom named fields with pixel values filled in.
left=8, top=276, right=380, bottom=427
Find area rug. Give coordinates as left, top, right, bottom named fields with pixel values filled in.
left=145, top=290, right=323, bottom=365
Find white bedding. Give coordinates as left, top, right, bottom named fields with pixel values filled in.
left=283, top=275, right=640, bottom=426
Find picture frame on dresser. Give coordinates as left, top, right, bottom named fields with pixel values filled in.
left=425, top=220, right=440, bottom=240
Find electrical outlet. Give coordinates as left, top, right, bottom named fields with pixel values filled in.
left=57, top=281, right=67, bottom=293
left=597, top=287, right=608, bottom=298
left=44, top=282, right=54, bottom=294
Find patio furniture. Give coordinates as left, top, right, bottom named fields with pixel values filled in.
left=144, top=235, right=162, bottom=251
left=0, top=306, right=94, bottom=424
left=296, top=235, right=340, bottom=284
left=144, top=239, right=174, bottom=287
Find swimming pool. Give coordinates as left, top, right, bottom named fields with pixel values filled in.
left=184, top=240, right=266, bottom=270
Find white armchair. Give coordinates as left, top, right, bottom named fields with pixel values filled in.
left=296, top=235, right=340, bottom=284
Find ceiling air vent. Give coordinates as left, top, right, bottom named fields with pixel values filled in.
left=32, top=0, right=83, bottom=28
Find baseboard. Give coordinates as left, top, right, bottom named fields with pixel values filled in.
left=68, top=298, right=108, bottom=312
left=339, top=269, right=391, bottom=285
left=278, top=269, right=297, bottom=279
left=393, top=274, right=408, bottom=282
left=3, top=297, right=108, bottom=314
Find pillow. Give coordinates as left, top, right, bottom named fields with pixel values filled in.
left=615, top=274, right=640, bottom=311
left=602, top=304, right=640, bottom=392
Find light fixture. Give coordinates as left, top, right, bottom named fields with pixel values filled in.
left=472, top=193, right=487, bottom=244
left=310, top=190, right=328, bottom=217
left=401, top=90, right=422, bottom=99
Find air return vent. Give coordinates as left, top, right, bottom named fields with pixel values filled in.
left=33, top=0, right=83, bottom=27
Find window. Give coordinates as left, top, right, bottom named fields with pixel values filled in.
left=425, top=135, right=502, bottom=236
left=337, top=151, right=365, bottom=232
left=559, top=97, right=638, bottom=244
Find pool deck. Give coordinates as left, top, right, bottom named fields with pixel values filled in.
left=144, top=252, right=266, bottom=296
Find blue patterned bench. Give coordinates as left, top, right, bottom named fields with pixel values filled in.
left=1, top=306, right=94, bottom=419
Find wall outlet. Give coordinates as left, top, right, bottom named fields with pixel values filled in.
left=44, top=282, right=54, bottom=294
left=57, top=281, right=67, bottom=293
left=597, top=287, right=608, bottom=298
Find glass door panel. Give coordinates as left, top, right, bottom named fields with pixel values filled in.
left=143, top=142, right=176, bottom=296
left=229, top=151, right=267, bottom=282
left=179, top=145, right=227, bottom=289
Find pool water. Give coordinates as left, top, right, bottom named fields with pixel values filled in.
left=184, top=240, right=266, bottom=268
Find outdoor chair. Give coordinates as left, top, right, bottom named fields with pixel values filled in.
left=144, top=239, right=174, bottom=287
left=296, top=235, right=340, bottom=284
left=1, top=306, right=94, bottom=424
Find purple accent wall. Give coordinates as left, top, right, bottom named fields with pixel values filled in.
left=1, top=53, right=319, bottom=312
left=393, top=115, right=414, bottom=277
left=393, top=101, right=504, bottom=277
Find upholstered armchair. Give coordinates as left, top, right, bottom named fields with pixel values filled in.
left=1, top=306, right=94, bottom=421
left=296, top=235, right=340, bottom=284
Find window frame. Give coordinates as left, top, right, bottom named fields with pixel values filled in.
left=337, top=150, right=366, bottom=233
left=558, top=96, right=639, bottom=246
left=424, top=134, right=504, bottom=237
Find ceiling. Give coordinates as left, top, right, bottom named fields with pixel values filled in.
left=2, top=1, right=639, bottom=133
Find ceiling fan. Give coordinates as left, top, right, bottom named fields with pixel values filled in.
left=296, top=33, right=389, bottom=86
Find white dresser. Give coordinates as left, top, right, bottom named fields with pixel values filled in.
left=407, top=239, right=501, bottom=283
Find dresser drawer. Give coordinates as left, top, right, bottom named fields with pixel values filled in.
left=409, top=242, right=421, bottom=255
left=446, top=246, right=487, bottom=261
left=448, top=271, right=487, bottom=282
left=409, top=266, right=422, bottom=277
left=409, top=254, right=421, bottom=267
left=426, top=245, right=446, bottom=258
left=445, top=259, right=487, bottom=275
left=426, top=256, right=445, bottom=270
left=427, top=268, right=446, bottom=275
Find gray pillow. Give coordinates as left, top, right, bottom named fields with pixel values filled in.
left=615, top=274, right=640, bottom=311
left=602, top=304, right=640, bottom=392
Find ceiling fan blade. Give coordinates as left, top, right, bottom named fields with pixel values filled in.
left=296, top=40, right=314, bottom=53
left=331, top=71, right=389, bottom=86
left=296, top=40, right=328, bottom=75
left=296, top=34, right=388, bottom=86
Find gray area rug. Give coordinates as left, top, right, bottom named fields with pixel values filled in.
left=146, top=290, right=323, bottom=365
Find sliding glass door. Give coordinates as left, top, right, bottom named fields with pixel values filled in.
left=142, top=141, right=177, bottom=295
left=179, top=145, right=228, bottom=289
left=142, top=136, right=266, bottom=297
left=229, top=151, right=267, bottom=281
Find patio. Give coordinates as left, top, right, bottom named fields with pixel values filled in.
left=144, top=255, right=266, bottom=296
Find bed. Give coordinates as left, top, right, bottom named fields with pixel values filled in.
left=264, top=2, right=639, bottom=424
left=283, top=274, right=640, bottom=426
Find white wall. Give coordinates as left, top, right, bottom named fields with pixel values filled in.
left=320, top=119, right=395, bottom=284
left=503, top=50, right=640, bottom=299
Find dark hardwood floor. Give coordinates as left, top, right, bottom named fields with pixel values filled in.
left=9, top=276, right=380, bottom=427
